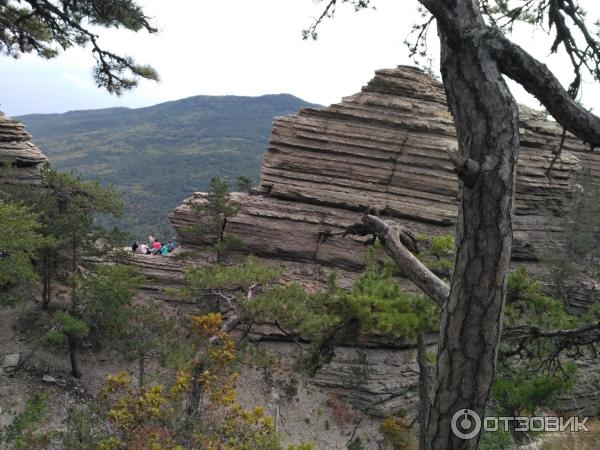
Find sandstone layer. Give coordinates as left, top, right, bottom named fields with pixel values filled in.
left=166, top=66, right=600, bottom=417
left=0, top=111, right=47, bottom=184
left=171, top=66, right=594, bottom=267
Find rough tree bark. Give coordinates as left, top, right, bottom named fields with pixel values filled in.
left=186, top=358, right=206, bottom=417
left=405, top=0, right=600, bottom=447
left=344, top=0, right=600, bottom=447
left=426, top=26, right=519, bottom=450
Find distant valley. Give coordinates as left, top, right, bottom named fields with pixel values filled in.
left=17, top=94, right=320, bottom=239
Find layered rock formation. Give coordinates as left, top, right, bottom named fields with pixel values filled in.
left=166, top=66, right=600, bottom=418
left=172, top=66, right=592, bottom=268
left=0, top=111, right=47, bottom=185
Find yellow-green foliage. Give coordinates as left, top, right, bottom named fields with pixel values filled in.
left=379, top=417, right=416, bottom=450
left=92, top=313, right=310, bottom=450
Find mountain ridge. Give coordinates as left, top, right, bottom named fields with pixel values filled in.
left=17, top=93, right=321, bottom=238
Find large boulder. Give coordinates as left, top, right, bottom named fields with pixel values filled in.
left=171, top=66, right=591, bottom=268
left=164, top=66, right=600, bottom=418
left=0, top=111, right=47, bottom=185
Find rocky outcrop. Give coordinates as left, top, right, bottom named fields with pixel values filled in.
left=165, top=66, right=600, bottom=418
left=560, top=356, right=600, bottom=417
left=312, top=345, right=422, bottom=417
left=0, top=111, right=47, bottom=185
left=171, top=67, right=592, bottom=268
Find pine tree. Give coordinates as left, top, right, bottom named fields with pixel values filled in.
left=0, top=200, right=49, bottom=305
left=120, top=301, right=177, bottom=387
left=0, top=0, right=158, bottom=93
left=69, top=313, right=314, bottom=450
left=184, top=176, right=241, bottom=262
left=305, top=3, right=600, bottom=446
left=15, top=164, right=124, bottom=309
left=46, top=265, right=142, bottom=378
left=243, top=246, right=439, bottom=374
left=493, top=267, right=580, bottom=443
left=237, top=175, right=254, bottom=194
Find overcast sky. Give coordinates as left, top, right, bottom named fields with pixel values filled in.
left=1, top=0, right=599, bottom=117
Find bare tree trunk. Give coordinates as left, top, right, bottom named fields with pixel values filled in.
left=42, top=254, right=49, bottom=309
left=426, top=27, right=519, bottom=450
left=72, top=235, right=77, bottom=275
left=42, top=253, right=52, bottom=310
left=68, top=336, right=81, bottom=378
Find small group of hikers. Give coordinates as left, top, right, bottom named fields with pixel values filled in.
left=132, top=235, right=176, bottom=256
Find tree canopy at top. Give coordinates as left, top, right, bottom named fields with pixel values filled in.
left=0, top=0, right=159, bottom=93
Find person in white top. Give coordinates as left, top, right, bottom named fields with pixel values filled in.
left=139, top=243, right=149, bottom=254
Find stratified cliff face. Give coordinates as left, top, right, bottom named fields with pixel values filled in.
left=0, top=111, right=47, bottom=184
left=171, top=66, right=591, bottom=267
left=165, top=66, right=600, bottom=419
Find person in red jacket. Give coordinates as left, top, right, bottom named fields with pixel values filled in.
left=151, top=239, right=162, bottom=254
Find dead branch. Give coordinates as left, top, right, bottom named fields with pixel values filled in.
left=349, top=214, right=450, bottom=306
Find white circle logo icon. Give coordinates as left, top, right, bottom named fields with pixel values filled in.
left=451, top=409, right=482, bottom=439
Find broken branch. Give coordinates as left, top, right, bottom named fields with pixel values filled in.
left=360, top=215, right=450, bottom=306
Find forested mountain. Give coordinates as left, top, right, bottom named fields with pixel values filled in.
left=17, top=94, right=320, bottom=239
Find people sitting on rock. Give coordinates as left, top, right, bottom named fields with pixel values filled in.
left=136, top=237, right=176, bottom=256
left=151, top=239, right=162, bottom=254
left=167, top=240, right=176, bottom=252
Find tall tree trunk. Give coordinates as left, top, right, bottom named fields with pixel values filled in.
left=68, top=336, right=81, bottom=378
left=41, top=252, right=53, bottom=310
left=72, top=235, right=78, bottom=275
left=42, top=254, right=49, bottom=309
left=426, top=29, right=519, bottom=450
